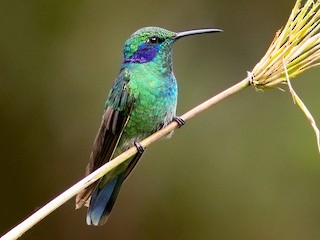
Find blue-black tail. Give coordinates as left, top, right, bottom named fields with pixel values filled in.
left=86, top=173, right=126, bottom=226
left=85, top=151, right=144, bottom=226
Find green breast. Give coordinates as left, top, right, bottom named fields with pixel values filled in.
left=121, top=63, right=177, bottom=146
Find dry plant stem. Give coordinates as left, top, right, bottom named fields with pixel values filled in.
left=0, top=77, right=250, bottom=240
left=249, top=0, right=320, bottom=150
left=283, top=59, right=320, bottom=152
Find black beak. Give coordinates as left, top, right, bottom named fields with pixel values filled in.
left=175, top=28, right=223, bottom=40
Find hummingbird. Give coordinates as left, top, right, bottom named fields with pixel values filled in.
left=75, top=26, right=222, bottom=226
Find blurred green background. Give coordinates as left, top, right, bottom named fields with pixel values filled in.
left=1, top=0, right=320, bottom=239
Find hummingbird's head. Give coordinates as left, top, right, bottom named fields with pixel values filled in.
left=123, top=26, right=222, bottom=64
left=123, top=27, right=176, bottom=64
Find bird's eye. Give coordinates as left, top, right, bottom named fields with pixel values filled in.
left=147, top=36, right=164, bottom=44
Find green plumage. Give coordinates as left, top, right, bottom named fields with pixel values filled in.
left=75, top=26, right=222, bottom=226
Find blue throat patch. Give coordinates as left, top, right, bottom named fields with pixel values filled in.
left=124, top=44, right=159, bottom=63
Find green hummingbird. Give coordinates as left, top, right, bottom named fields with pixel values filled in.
left=75, top=26, right=222, bottom=226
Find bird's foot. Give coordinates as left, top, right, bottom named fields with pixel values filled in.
left=173, top=116, right=185, bottom=128
left=134, top=141, right=145, bottom=154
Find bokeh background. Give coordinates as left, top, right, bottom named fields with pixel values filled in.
left=1, top=0, right=320, bottom=239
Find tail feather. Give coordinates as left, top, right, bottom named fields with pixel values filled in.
left=85, top=152, right=144, bottom=226
left=86, top=174, right=125, bottom=226
left=75, top=183, right=97, bottom=209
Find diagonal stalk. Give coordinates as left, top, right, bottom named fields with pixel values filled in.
left=0, top=77, right=250, bottom=240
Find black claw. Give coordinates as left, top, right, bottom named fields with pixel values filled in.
left=173, top=116, right=185, bottom=128
left=134, top=141, right=145, bottom=153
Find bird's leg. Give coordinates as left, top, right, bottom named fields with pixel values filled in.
left=173, top=116, right=185, bottom=128
left=134, top=141, right=145, bottom=154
